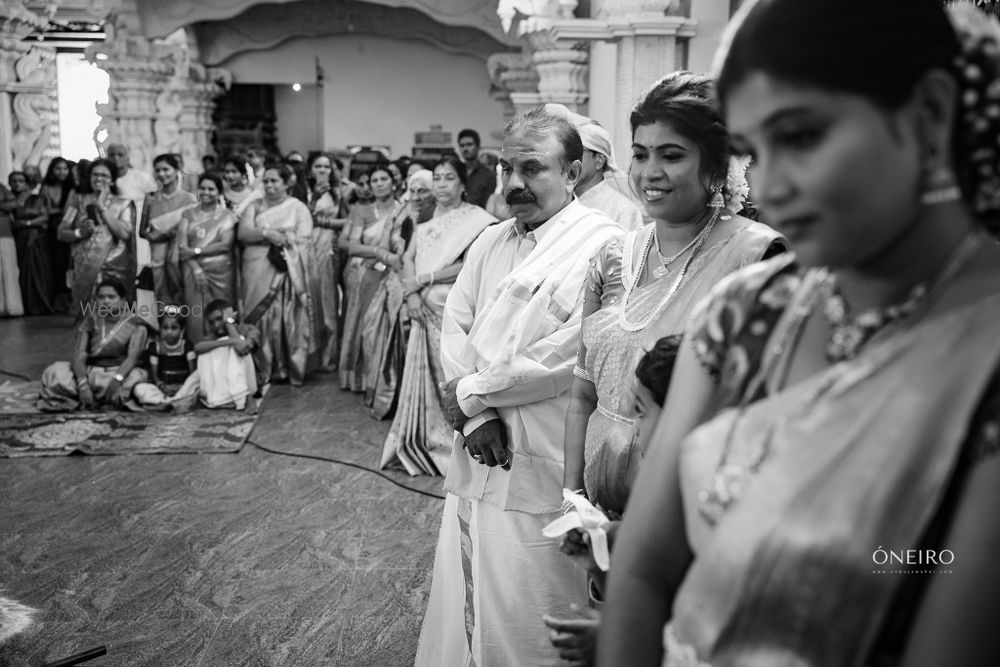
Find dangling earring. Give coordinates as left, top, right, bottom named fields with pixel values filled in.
left=920, top=146, right=961, bottom=206
left=708, top=181, right=725, bottom=210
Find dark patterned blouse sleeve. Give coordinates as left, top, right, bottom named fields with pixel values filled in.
left=686, top=254, right=799, bottom=381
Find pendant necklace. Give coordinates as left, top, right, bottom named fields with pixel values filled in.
left=618, top=208, right=720, bottom=332
left=652, top=217, right=715, bottom=278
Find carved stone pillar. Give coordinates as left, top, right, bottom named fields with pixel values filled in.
left=497, top=0, right=590, bottom=113
left=601, top=1, right=696, bottom=156
left=177, top=64, right=230, bottom=168
left=524, top=30, right=589, bottom=112
left=487, top=51, right=540, bottom=121
left=549, top=0, right=698, bottom=161
left=0, top=0, right=53, bottom=179
left=86, top=18, right=178, bottom=173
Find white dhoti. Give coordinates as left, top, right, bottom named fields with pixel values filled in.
left=197, top=346, right=257, bottom=409
left=415, top=494, right=588, bottom=667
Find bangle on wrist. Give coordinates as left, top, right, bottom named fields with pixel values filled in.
left=76, top=378, right=89, bottom=387
left=428, top=272, right=435, bottom=285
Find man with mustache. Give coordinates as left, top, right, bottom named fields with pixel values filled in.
left=415, top=107, right=623, bottom=666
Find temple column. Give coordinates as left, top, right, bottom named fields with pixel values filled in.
left=687, top=0, right=731, bottom=72
left=495, top=0, right=697, bottom=157
left=525, top=31, right=589, bottom=113
left=0, top=1, right=54, bottom=179
left=566, top=0, right=697, bottom=162
left=86, top=19, right=179, bottom=173
left=177, top=65, right=230, bottom=170
left=497, top=0, right=590, bottom=113
left=487, top=51, right=540, bottom=119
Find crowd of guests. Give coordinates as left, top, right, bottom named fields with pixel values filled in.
left=9, top=0, right=1000, bottom=663
left=413, top=1, right=1000, bottom=666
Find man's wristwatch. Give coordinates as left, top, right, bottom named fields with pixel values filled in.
left=194, top=247, right=202, bottom=255
left=225, top=317, right=236, bottom=325
left=113, top=373, right=124, bottom=382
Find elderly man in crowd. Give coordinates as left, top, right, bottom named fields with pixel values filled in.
left=415, top=107, right=622, bottom=666
left=574, top=119, right=645, bottom=231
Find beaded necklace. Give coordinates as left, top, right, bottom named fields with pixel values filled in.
left=618, top=208, right=720, bottom=332
left=158, top=338, right=186, bottom=355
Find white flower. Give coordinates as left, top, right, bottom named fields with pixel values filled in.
left=724, top=154, right=752, bottom=213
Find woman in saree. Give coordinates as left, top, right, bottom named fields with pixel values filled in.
left=305, top=152, right=349, bottom=371
left=238, top=163, right=315, bottom=386
left=178, top=173, right=236, bottom=342
left=8, top=171, right=54, bottom=315
left=139, top=153, right=197, bottom=305
left=57, top=159, right=137, bottom=317
left=40, top=157, right=75, bottom=311
left=338, top=165, right=401, bottom=391
left=223, top=155, right=257, bottom=217
left=562, top=72, right=786, bottom=518
left=361, top=168, right=437, bottom=418
left=380, top=156, right=496, bottom=475
left=0, top=181, right=24, bottom=317
left=38, top=279, right=149, bottom=411
left=599, top=1, right=1000, bottom=665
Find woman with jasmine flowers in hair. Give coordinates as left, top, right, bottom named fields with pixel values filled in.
left=561, top=71, right=786, bottom=521
left=599, top=1, right=1000, bottom=665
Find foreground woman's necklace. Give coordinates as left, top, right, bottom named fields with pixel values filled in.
left=822, top=232, right=985, bottom=363
left=697, top=232, right=984, bottom=525
left=618, top=209, right=720, bottom=332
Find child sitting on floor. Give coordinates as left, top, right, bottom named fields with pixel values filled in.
left=193, top=299, right=265, bottom=413
left=131, top=306, right=199, bottom=411
left=544, top=334, right=682, bottom=666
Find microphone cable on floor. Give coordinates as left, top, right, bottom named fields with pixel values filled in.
left=246, top=439, right=446, bottom=500
left=0, top=368, right=31, bottom=381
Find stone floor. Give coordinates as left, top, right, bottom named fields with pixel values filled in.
left=0, top=315, right=445, bottom=666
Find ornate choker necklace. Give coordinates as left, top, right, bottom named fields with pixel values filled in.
left=822, top=232, right=984, bottom=363
left=697, top=231, right=985, bottom=525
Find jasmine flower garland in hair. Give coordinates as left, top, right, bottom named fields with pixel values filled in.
left=724, top=154, right=752, bottom=215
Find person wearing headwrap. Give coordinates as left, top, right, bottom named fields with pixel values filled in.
left=574, top=120, right=645, bottom=231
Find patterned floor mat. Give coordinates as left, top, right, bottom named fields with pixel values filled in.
left=0, top=407, right=259, bottom=457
